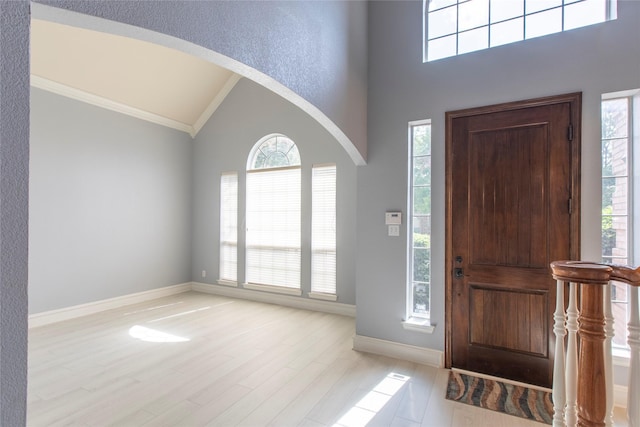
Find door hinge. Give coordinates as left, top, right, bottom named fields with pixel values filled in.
left=568, top=198, right=573, bottom=215
left=568, top=124, right=574, bottom=141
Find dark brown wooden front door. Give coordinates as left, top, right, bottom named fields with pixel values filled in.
left=446, top=94, right=581, bottom=388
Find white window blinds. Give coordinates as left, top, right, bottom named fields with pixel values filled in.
left=246, top=166, right=301, bottom=289
left=311, top=164, right=337, bottom=296
left=219, top=172, right=238, bottom=282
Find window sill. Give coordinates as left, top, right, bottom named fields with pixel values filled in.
left=308, top=292, right=337, bottom=302
left=402, top=317, right=435, bottom=334
left=243, top=282, right=302, bottom=296
left=217, top=279, right=238, bottom=287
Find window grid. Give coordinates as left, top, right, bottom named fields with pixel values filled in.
left=408, top=120, right=431, bottom=319
left=601, top=95, right=633, bottom=350
left=425, top=0, right=615, bottom=62
left=311, top=164, right=337, bottom=296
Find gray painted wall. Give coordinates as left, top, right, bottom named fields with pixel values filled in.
left=360, top=0, right=640, bottom=351
left=192, top=78, right=357, bottom=305
left=0, top=1, right=29, bottom=424
left=29, top=88, right=193, bottom=314
left=34, top=0, right=368, bottom=164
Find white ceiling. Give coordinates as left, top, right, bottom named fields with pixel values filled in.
left=30, top=19, right=240, bottom=137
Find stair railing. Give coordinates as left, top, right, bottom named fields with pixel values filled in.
left=550, top=261, right=639, bottom=427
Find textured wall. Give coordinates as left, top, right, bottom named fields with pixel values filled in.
left=361, top=1, right=640, bottom=351
left=192, top=78, right=357, bottom=304
left=33, top=0, right=368, bottom=165
left=0, top=1, right=29, bottom=424
left=29, top=89, right=193, bottom=314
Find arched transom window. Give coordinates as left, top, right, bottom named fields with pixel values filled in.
left=248, top=134, right=301, bottom=170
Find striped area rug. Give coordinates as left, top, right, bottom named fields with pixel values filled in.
left=445, top=371, right=553, bottom=424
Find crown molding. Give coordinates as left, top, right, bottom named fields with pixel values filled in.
left=30, top=75, right=194, bottom=135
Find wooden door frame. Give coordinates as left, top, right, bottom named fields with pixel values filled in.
left=444, top=92, right=582, bottom=369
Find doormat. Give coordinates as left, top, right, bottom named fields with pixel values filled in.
left=445, top=371, right=553, bottom=424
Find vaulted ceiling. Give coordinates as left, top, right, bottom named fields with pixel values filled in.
left=30, top=19, right=240, bottom=137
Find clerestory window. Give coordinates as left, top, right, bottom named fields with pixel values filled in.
left=425, top=0, right=617, bottom=62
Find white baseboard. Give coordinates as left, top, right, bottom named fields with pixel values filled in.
left=191, top=282, right=356, bottom=317
left=29, top=282, right=192, bottom=328
left=614, top=384, right=628, bottom=409
left=352, top=334, right=444, bottom=368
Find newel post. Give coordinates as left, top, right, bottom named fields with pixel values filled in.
left=551, top=262, right=612, bottom=427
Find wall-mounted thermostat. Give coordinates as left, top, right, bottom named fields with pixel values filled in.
left=385, top=212, right=402, bottom=225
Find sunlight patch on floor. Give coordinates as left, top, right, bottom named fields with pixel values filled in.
left=333, top=372, right=411, bottom=427
left=128, top=325, right=190, bottom=343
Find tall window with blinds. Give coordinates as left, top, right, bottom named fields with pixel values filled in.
left=311, top=164, right=337, bottom=300
left=219, top=172, right=238, bottom=283
left=245, top=135, right=302, bottom=292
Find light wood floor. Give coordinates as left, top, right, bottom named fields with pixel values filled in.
left=27, top=291, right=627, bottom=427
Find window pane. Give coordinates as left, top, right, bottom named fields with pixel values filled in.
left=459, top=0, right=489, bottom=32
left=564, top=0, right=606, bottom=31
left=602, top=99, right=629, bottom=139
left=413, top=187, right=431, bottom=215
left=602, top=215, right=628, bottom=260
left=413, top=125, right=431, bottom=156
left=491, top=0, right=524, bottom=23
left=490, top=17, right=524, bottom=47
left=525, top=8, right=562, bottom=39
left=604, top=139, right=628, bottom=177
left=428, top=0, right=457, bottom=11
left=611, top=281, right=628, bottom=348
left=458, top=26, right=489, bottom=54
left=428, top=5, right=458, bottom=39
left=413, top=248, right=430, bottom=282
left=525, top=0, right=562, bottom=15
left=413, top=156, right=431, bottom=186
left=413, top=215, right=431, bottom=235
left=413, top=282, right=430, bottom=315
left=602, top=176, right=628, bottom=213
left=427, top=35, right=457, bottom=61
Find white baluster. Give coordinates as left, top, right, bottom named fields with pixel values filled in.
left=628, top=285, right=639, bottom=427
left=603, top=281, right=614, bottom=427
left=553, top=279, right=567, bottom=427
left=566, top=282, right=579, bottom=427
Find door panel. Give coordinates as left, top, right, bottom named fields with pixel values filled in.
left=446, top=94, right=581, bottom=388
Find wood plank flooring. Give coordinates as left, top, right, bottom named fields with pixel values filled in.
left=27, top=291, right=628, bottom=426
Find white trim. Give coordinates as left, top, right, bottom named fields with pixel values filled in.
left=28, top=283, right=192, bottom=328
left=352, top=334, right=443, bottom=368
left=402, top=317, right=436, bottom=334
left=308, top=292, right=338, bottom=302
left=30, top=75, right=195, bottom=136
left=243, top=282, right=302, bottom=296
left=192, top=282, right=355, bottom=317
left=192, top=74, right=241, bottom=137
left=614, top=384, right=628, bottom=408
left=216, top=279, right=239, bottom=287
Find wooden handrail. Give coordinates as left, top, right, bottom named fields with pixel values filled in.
left=550, top=260, right=639, bottom=427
